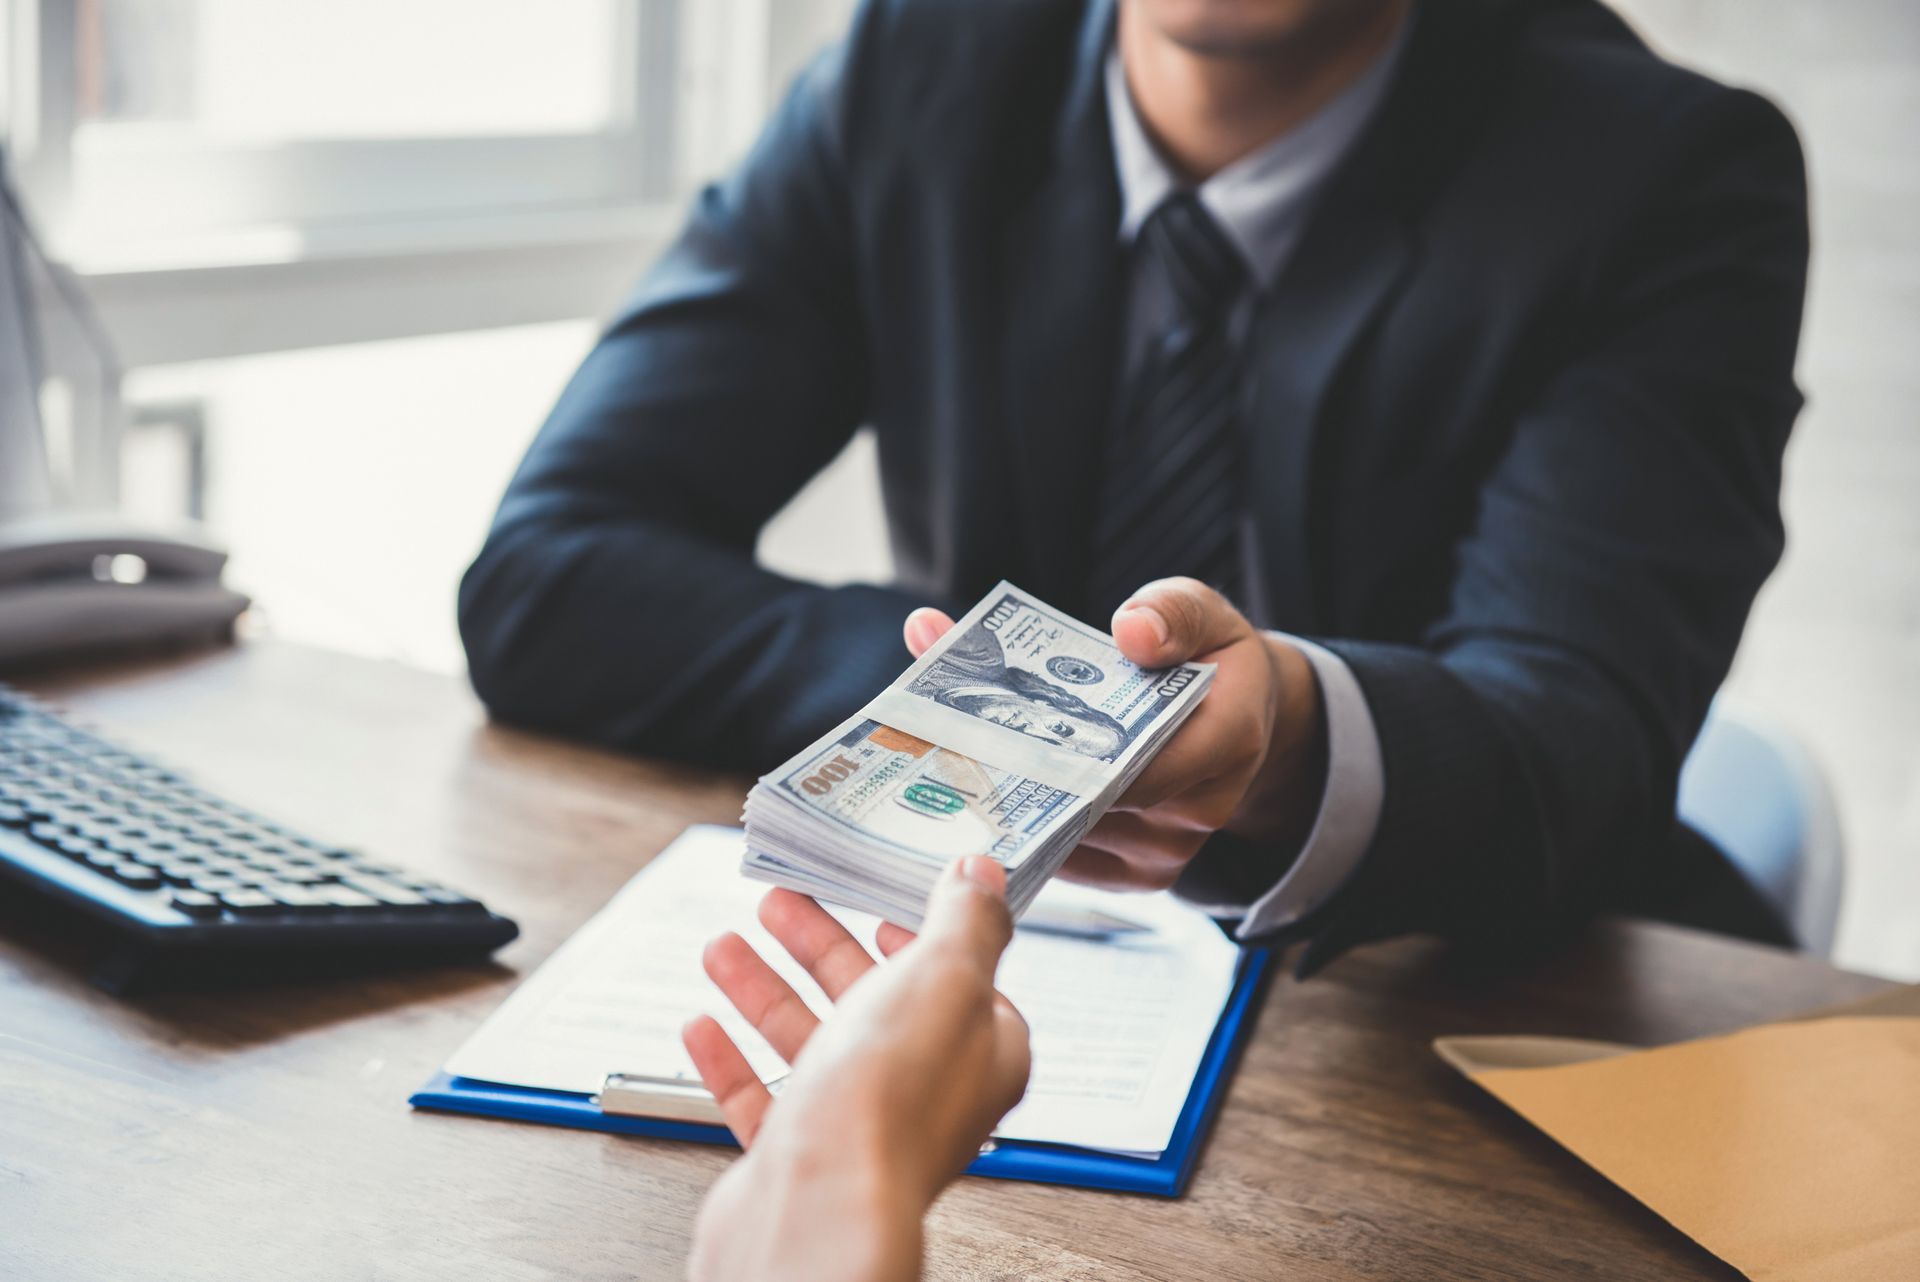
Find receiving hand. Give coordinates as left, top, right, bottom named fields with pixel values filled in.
left=683, top=856, right=1031, bottom=1282
left=904, top=577, right=1325, bottom=892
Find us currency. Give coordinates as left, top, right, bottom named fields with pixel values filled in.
left=741, top=582, right=1214, bottom=927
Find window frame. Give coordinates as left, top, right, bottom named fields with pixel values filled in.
left=8, top=0, right=683, bottom=247
left=1, top=0, right=853, bottom=366
left=2, top=0, right=851, bottom=505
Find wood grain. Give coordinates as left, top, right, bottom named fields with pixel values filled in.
left=1, top=642, right=1892, bottom=1281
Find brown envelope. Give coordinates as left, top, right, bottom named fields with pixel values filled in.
left=1435, top=985, right=1920, bottom=1282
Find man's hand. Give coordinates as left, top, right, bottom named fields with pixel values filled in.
left=683, top=857, right=1031, bottom=1282
left=905, top=578, right=1326, bottom=891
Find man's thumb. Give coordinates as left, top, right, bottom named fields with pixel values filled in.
left=1112, top=577, right=1249, bottom=665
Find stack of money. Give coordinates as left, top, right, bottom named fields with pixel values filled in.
left=740, top=583, right=1214, bottom=928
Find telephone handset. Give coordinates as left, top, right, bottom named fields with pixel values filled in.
left=0, top=511, right=250, bottom=666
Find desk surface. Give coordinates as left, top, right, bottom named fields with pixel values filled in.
left=2, top=642, right=1892, bottom=1281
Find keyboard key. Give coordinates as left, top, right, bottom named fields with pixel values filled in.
left=343, top=878, right=429, bottom=908
left=169, top=890, right=223, bottom=918
left=265, top=886, right=333, bottom=912
left=421, top=888, right=485, bottom=914
left=217, top=890, right=280, bottom=914
left=315, top=885, right=380, bottom=910
left=188, top=877, right=246, bottom=897
left=109, top=864, right=164, bottom=890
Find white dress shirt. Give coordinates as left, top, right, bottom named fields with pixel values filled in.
left=1104, top=21, right=1409, bottom=939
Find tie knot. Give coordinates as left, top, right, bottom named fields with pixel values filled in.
left=1140, top=191, right=1246, bottom=324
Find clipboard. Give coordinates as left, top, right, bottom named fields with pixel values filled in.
left=410, top=946, right=1271, bottom=1197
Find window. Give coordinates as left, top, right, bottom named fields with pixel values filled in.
left=16, top=0, right=677, bottom=251
left=123, top=321, right=601, bottom=671
left=1, top=0, right=877, bottom=669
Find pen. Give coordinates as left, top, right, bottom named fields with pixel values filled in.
left=1016, top=905, right=1153, bottom=941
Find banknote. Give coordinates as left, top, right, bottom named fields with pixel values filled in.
left=866, top=582, right=1213, bottom=798
left=767, top=718, right=1085, bottom=870
left=902, top=590, right=1207, bottom=762
left=742, top=582, right=1214, bottom=927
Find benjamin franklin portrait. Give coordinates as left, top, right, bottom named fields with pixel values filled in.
left=909, top=625, right=1134, bottom=761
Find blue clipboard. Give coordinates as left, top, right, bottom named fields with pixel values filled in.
left=411, top=946, right=1271, bottom=1197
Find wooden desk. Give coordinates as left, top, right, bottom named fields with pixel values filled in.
left=2, top=642, right=1892, bottom=1281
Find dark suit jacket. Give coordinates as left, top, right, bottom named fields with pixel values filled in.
left=459, top=0, right=1809, bottom=971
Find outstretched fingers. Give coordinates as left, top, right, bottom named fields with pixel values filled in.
left=757, top=889, right=877, bottom=1000
left=874, top=920, right=916, bottom=957
left=701, top=931, right=820, bottom=1062
left=681, top=1014, right=773, bottom=1147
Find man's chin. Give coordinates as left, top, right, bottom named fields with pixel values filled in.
left=1132, top=0, right=1387, bottom=60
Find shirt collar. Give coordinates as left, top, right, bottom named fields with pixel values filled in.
left=1105, top=15, right=1411, bottom=289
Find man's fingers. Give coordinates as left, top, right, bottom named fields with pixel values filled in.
left=1112, top=725, right=1246, bottom=817
left=701, top=932, right=820, bottom=1063
left=681, top=1014, right=773, bottom=1147
left=916, top=855, right=1014, bottom=966
left=1057, top=845, right=1155, bottom=891
left=904, top=608, right=956, bottom=658
left=1111, top=577, right=1253, bottom=667
left=1083, top=808, right=1212, bottom=864
left=757, top=889, right=876, bottom=1001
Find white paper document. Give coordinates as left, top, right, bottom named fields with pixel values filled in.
left=443, top=825, right=1245, bottom=1155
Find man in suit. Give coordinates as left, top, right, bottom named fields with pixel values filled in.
left=461, top=0, right=1809, bottom=976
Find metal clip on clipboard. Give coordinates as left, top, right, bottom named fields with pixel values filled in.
left=596, top=1072, right=786, bottom=1126
left=595, top=1071, right=997, bottom=1155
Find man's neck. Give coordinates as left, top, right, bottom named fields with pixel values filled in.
left=1118, top=0, right=1410, bottom=182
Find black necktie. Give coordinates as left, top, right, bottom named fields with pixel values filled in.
left=1088, top=191, right=1249, bottom=623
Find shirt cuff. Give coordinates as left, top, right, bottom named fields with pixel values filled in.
left=1215, top=635, right=1384, bottom=941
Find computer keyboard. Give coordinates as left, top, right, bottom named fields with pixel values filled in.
left=0, top=682, right=517, bottom=985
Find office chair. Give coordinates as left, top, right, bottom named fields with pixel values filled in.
left=1678, top=704, right=1846, bottom=956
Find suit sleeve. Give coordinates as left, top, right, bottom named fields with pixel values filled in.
left=458, top=28, right=930, bottom=770
left=1268, top=88, right=1810, bottom=974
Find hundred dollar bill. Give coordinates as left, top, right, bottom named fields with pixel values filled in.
left=741, top=582, right=1213, bottom=927
left=763, top=719, right=1086, bottom=869
left=866, top=583, right=1212, bottom=799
